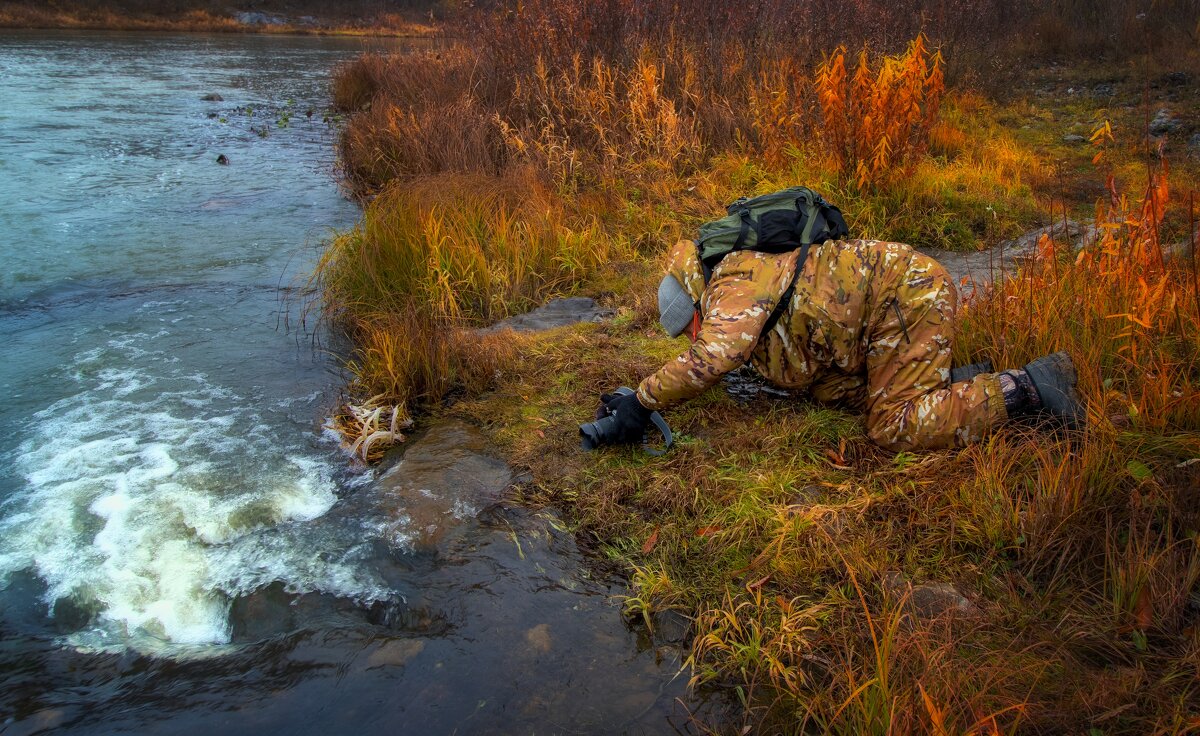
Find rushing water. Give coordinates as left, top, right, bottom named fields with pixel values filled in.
left=0, top=31, right=714, bottom=733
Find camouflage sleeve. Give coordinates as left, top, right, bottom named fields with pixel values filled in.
left=637, top=255, right=778, bottom=410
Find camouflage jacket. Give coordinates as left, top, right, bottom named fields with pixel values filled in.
left=637, top=239, right=929, bottom=410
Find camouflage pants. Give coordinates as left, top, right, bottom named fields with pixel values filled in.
left=858, top=251, right=1007, bottom=451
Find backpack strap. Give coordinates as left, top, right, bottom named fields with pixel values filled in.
left=761, top=241, right=811, bottom=335
left=733, top=208, right=752, bottom=251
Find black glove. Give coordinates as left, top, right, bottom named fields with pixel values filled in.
left=599, top=389, right=654, bottom=444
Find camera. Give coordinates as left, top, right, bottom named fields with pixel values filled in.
left=578, top=387, right=636, bottom=450
left=579, top=387, right=673, bottom=455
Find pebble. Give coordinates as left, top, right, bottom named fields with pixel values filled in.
left=366, top=638, right=426, bottom=669
left=525, top=623, right=553, bottom=653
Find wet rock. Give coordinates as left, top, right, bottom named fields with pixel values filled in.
left=651, top=609, right=692, bottom=645
left=883, top=572, right=977, bottom=618
left=1149, top=108, right=1181, bottom=137
left=366, top=638, right=426, bottom=668
left=201, top=93, right=223, bottom=102
left=23, top=710, right=66, bottom=732
left=1062, top=134, right=1086, bottom=144
left=483, top=297, right=613, bottom=333
left=525, top=623, right=553, bottom=653
left=52, top=593, right=101, bottom=632
left=375, top=420, right=514, bottom=550
left=226, top=584, right=375, bottom=641
left=216, top=154, right=229, bottom=165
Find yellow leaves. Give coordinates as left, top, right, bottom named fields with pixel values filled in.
left=1106, top=312, right=1152, bottom=329
left=1090, top=118, right=1114, bottom=165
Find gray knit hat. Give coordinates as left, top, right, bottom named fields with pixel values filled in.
left=657, top=274, right=696, bottom=338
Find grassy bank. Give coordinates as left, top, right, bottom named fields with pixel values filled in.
left=0, top=0, right=441, bottom=35
left=313, top=0, right=1200, bottom=730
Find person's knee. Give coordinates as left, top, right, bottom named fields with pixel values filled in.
left=866, top=402, right=958, bottom=452
left=866, top=405, right=918, bottom=451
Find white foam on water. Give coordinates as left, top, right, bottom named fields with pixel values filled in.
left=0, top=352, right=393, bottom=653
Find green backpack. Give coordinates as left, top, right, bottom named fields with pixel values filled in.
left=696, top=186, right=849, bottom=331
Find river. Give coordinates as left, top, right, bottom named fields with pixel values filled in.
left=0, top=31, right=714, bottom=734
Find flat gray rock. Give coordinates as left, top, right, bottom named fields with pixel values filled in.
left=918, top=220, right=1099, bottom=294
left=484, top=297, right=613, bottom=333
left=883, top=571, right=977, bottom=619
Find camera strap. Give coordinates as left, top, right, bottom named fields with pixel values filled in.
left=643, top=411, right=674, bottom=456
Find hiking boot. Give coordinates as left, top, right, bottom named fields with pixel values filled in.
left=1022, top=352, right=1085, bottom=430
left=950, top=360, right=994, bottom=383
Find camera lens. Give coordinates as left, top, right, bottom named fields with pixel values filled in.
left=579, top=422, right=602, bottom=450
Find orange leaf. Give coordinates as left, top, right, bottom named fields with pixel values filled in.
left=747, top=575, right=771, bottom=590
left=1134, top=588, right=1153, bottom=630
left=695, top=525, right=722, bottom=537
left=642, top=528, right=659, bottom=554
left=919, top=683, right=948, bottom=736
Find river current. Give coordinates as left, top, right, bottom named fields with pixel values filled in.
left=0, top=31, right=711, bottom=733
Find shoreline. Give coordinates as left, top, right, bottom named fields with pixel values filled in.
left=0, top=12, right=440, bottom=38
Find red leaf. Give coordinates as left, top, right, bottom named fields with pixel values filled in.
left=695, top=526, right=722, bottom=537
left=642, top=528, right=659, bottom=554
left=1134, top=588, right=1154, bottom=630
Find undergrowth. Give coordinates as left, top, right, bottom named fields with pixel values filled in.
left=445, top=165, right=1200, bottom=735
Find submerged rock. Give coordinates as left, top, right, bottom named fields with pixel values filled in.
left=374, top=420, right=514, bottom=550
left=366, top=638, right=426, bottom=669
left=525, top=623, right=553, bottom=653
left=483, top=297, right=613, bottom=333
left=201, top=93, right=223, bottom=102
